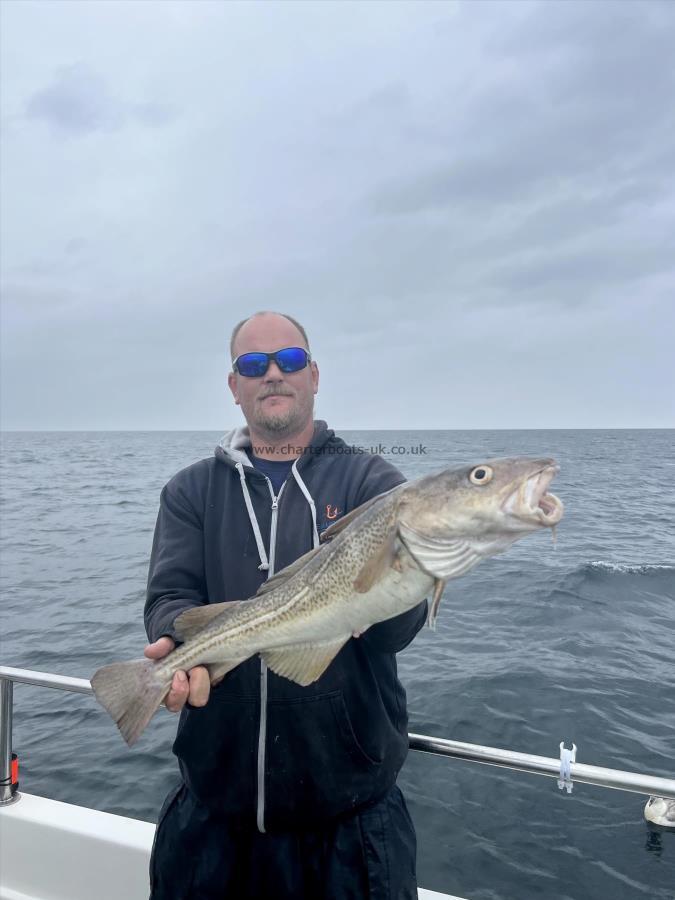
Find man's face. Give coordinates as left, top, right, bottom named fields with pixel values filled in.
left=227, top=314, right=319, bottom=438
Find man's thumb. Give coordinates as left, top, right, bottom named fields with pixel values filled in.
left=144, top=636, right=175, bottom=659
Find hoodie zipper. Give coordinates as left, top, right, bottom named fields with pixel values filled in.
left=256, top=476, right=286, bottom=833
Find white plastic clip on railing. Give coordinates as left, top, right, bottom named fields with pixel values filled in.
left=558, top=741, right=577, bottom=794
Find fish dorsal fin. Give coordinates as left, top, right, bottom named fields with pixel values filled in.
left=174, top=601, right=245, bottom=642
left=320, top=485, right=402, bottom=543
left=398, top=521, right=480, bottom=580
left=353, top=526, right=400, bottom=594
left=261, top=636, right=349, bottom=686
left=254, top=545, right=323, bottom=597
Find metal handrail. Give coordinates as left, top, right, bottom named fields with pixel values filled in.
left=2, top=665, right=675, bottom=807
left=409, top=734, right=675, bottom=799
left=0, top=667, right=92, bottom=695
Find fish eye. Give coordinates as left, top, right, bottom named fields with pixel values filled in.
left=469, top=465, right=493, bottom=485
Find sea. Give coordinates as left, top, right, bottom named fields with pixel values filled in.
left=1, top=429, right=673, bottom=900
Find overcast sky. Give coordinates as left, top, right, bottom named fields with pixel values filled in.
left=1, top=0, right=673, bottom=430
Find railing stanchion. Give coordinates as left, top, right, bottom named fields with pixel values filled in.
left=0, top=676, right=15, bottom=805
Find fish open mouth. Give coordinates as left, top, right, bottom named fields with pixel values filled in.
left=503, top=464, right=564, bottom=527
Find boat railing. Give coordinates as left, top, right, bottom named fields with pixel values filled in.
left=2, top=664, right=675, bottom=807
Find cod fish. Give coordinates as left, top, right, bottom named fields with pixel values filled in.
left=92, top=457, right=563, bottom=745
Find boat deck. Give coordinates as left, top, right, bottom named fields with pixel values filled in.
left=0, top=793, right=463, bottom=900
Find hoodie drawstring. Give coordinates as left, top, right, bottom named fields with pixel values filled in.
left=291, top=463, right=320, bottom=550
left=235, top=462, right=270, bottom=571
left=235, top=460, right=320, bottom=568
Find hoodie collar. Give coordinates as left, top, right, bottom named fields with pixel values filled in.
left=215, top=420, right=333, bottom=469
left=217, top=425, right=252, bottom=467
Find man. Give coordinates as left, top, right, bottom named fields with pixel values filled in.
left=145, top=311, right=427, bottom=899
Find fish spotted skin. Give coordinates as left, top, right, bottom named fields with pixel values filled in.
left=91, top=456, right=563, bottom=745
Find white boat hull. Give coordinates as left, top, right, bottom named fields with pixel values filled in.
left=0, top=793, right=463, bottom=900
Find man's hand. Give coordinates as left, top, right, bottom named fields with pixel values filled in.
left=144, top=636, right=211, bottom=712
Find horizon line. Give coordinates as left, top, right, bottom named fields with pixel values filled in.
left=1, top=426, right=673, bottom=433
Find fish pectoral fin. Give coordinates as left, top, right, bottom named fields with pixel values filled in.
left=254, top=546, right=323, bottom=597
left=262, top=637, right=349, bottom=686
left=397, top=521, right=480, bottom=580
left=354, top=527, right=399, bottom=594
left=207, top=658, right=247, bottom=685
left=174, top=601, right=246, bottom=642
left=427, top=578, right=447, bottom=630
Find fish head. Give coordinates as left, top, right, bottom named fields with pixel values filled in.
left=397, top=457, right=563, bottom=577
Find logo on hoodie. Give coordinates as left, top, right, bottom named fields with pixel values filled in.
left=326, top=504, right=342, bottom=521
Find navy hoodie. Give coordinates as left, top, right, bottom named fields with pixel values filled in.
left=145, top=421, right=427, bottom=832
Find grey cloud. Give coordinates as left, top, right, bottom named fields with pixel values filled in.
left=131, top=101, right=177, bottom=128
left=464, top=177, right=670, bottom=267
left=0, top=281, right=77, bottom=317
left=370, top=89, right=673, bottom=218
left=369, top=154, right=547, bottom=215
left=64, top=237, right=88, bottom=256
left=25, top=64, right=177, bottom=136
left=26, top=64, right=124, bottom=135
left=491, top=0, right=674, bottom=69
left=357, top=2, right=674, bottom=318
left=486, top=239, right=675, bottom=298
left=7, top=238, right=91, bottom=281
left=369, top=2, right=675, bottom=218
left=345, top=83, right=410, bottom=120
left=281, top=206, right=672, bottom=316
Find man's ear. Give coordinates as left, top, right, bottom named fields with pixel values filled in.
left=311, top=361, right=319, bottom=395
left=228, top=371, right=240, bottom=406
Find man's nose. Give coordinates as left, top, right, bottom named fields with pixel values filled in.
left=263, top=360, right=284, bottom=381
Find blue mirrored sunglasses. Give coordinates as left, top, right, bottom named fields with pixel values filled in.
left=232, top=346, right=311, bottom=378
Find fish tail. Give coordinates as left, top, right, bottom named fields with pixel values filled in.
left=91, top=658, right=169, bottom=746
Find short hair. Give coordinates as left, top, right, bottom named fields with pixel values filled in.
left=229, top=311, right=311, bottom=361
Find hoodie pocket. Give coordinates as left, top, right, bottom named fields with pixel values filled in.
left=149, top=782, right=183, bottom=896
left=265, top=690, right=381, bottom=826
left=172, top=690, right=258, bottom=815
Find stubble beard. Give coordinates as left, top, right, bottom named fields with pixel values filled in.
left=251, top=394, right=314, bottom=443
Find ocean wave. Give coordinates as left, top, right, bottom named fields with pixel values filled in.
left=586, top=561, right=675, bottom=575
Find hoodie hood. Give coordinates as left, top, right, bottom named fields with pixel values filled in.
left=215, top=420, right=334, bottom=469
left=217, top=425, right=254, bottom=467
